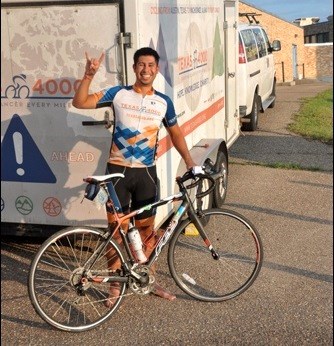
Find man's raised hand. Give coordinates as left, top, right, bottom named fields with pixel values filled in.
left=84, top=52, right=105, bottom=79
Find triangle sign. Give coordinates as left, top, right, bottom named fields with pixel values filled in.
left=1, top=114, right=56, bottom=183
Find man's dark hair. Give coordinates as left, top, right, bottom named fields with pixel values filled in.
left=133, top=47, right=160, bottom=65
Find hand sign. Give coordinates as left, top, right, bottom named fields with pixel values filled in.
left=84, top=52, right=105, bottom=78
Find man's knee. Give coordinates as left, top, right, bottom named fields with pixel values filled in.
left=135, top=216, right=155, bottom=236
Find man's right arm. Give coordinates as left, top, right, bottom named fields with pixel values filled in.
left=72, top=76, right=98, bottom=109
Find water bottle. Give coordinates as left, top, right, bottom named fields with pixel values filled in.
left=127, top=223, right=147, bottom=263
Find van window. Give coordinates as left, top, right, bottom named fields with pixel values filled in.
left=240, top=29, right=258, bottom=62
left=253, top=28, right=267, bottom=58
left=261, top=29, right=272, bottom=54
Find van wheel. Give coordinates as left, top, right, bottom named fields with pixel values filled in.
left=268, top=80, right=276, bottom=108
left=212, top=151, right=228, bottom=208
left=242, top=94, right=260, bottom=132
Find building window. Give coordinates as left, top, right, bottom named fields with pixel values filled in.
left=305, top=32, right=330, bottom=43
left=317, top=32, right=330, bottom=42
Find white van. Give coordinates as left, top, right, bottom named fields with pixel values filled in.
left=238, top=14, right=281, bottom=131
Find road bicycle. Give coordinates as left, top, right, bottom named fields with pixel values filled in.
left=28, top=167, right=263, bottom=332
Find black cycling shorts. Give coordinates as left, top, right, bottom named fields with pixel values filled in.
left=105, top=163, right=159, bottom=219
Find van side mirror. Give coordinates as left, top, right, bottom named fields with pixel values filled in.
left=271, top=40, right=281, bottom=52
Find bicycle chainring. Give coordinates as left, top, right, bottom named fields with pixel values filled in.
left=128, top=265, right=155, bottom=295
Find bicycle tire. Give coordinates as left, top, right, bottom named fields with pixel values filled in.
left=28, top=226, right=127, bottom=332
left=168, top=209, right=263, bottom=302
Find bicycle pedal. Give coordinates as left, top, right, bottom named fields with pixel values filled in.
left=184, top=223, right=199, bottom=236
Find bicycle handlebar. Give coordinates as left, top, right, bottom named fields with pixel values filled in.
left=176, top=170, right=216, bottom=199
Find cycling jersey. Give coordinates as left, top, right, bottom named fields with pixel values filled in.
left=95, top=85, right=177, bottom=168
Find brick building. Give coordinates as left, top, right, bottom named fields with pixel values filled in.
left=239, top=1, right=333, bottom=83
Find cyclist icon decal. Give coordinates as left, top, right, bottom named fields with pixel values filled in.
left=4, top=74, right=30, bottom=99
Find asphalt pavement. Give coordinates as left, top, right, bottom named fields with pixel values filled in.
left=1, top=80, right=333, bottom=345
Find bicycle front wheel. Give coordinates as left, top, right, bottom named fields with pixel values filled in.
left=28, top=227, right=126, bottom=332
left=168, top=209, right=263, bottom=302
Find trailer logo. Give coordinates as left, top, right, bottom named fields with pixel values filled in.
left=1, top=114, right=56, bottom=183
left=15, top=196, right=33, bottom=215
left=43, top=197, right=62, bottom=217
left=3, top=74, right=30, bottom=99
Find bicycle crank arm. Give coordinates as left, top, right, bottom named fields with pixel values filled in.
left=89, top=276, right=128, bottom=283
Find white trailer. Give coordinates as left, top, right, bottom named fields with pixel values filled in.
left=1, top=0, right=240, bottom=235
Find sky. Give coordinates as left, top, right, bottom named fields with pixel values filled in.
left=243, top=0, right=333, bottom=23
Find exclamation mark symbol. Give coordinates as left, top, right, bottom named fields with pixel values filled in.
left=13, top=131, right=25, bottom=176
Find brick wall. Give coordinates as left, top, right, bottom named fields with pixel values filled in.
left=304, top=44, right=333, bottom=82
left=239, top=2, right=333, bottom=83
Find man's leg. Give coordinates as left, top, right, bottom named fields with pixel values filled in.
left=136, top=216, right=176, bottom=301
left=104, top=212, right=129, bottom=308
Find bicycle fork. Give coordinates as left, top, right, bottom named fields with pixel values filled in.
left=186, top=200, right=220, bottom=261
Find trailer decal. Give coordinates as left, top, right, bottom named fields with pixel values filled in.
left=1, top=114, right=56, bottom=183
left=154, top=26, right=173, bottom=87
left=15, top=196, right=33, bottom=215
left=43, top=197, right=62, bottom=217
left=157, top=96, right=224, bottom=158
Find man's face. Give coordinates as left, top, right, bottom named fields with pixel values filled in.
left=133, top=55, right=159, bottom=86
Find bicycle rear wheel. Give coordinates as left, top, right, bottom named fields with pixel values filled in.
left=28, top=227, right=126, bottom=332
left=168, top=209, right=263, bottom=302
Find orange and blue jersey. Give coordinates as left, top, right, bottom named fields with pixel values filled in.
left=95, top=85, right=177, bottom=168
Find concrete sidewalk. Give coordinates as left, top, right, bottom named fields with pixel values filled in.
left=229, top=81, right=333, bottom=172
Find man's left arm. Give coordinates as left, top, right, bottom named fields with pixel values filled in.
left=166, top=124, right=196, bottom=170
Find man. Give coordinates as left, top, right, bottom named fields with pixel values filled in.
left=73, top=47, right=196, bottom=306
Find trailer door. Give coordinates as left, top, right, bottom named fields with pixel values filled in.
left=1, top=2, right=123, bottom=229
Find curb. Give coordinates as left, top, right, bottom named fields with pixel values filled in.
left=277, top=79, right=333, bottom=87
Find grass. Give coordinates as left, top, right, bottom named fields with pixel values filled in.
left=288, top=88, right=333, bottom=144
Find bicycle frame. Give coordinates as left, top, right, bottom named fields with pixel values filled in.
left=80, top=186, right=183, bottom=281
left=84, top=173, right=218, bottom=284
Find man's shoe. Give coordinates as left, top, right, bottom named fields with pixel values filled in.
left=151, top=283, right=176, bottom=301
left=105, top=283, right=121, bottom=308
